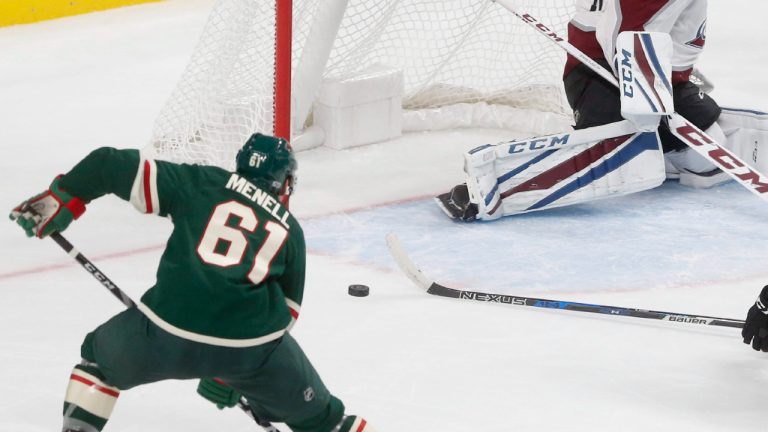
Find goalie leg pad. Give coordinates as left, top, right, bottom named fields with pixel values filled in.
left=717, top=107, right=768, bottom=174
left=463, top=122, right=665, bottom=219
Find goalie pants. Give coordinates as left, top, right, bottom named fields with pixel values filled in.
left=74, top=307, right=345, bottom=432
left=564, top=61, right=722, bottom=153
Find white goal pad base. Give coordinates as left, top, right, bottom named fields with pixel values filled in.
left=314, top=65, right=404, bottom=150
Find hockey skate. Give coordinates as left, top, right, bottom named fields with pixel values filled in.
left=435, top=184, right=478, bottom=222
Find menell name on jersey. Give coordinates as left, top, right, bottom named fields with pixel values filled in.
left=225, top=173, right=292, bottom=229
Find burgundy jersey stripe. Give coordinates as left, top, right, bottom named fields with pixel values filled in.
left=142, top=160, right=153, bottom=214
left=618, top=0, right=671, bottom=33
left=564, top=24, right=604, bottom=77
left=671, top=69, right=693, bottom=85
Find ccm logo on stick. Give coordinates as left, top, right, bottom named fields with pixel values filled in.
left=520, top=14, right=564, bottom=42
left=676, top=124, right=768, bottom=193
left=84, top=262, right=118, bottom=289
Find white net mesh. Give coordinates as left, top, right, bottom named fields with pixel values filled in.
left=149, top=0, right=576, bottom=169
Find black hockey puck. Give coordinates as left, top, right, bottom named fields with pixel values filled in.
left=348, top=284, right=370, bottom=297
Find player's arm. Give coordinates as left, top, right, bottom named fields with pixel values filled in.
left=279, top=228, right=306, bottom=329
left=61, top=147, right=181, bottom=217
left=9, top=147, right=179, bottom=238
left=10, top=147, right=139, bottom=238
left=58, top=147, right=140, bottom=203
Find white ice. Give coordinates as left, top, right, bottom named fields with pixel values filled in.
left=2, top=1, right=768, bottom=431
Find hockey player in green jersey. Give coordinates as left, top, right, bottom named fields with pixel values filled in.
left=10, top=134, right=375, bottom=432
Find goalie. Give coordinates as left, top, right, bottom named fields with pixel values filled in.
left=438, top=0, right=768, bottom=221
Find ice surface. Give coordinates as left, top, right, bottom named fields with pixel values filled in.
left=2, top=1, right=768, bottom=431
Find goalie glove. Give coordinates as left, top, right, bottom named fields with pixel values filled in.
left=9, top=176, right=86, bottom=238
left=742, top=286, right=768, bottom=352
left=197, top=378, right=242, bottom=409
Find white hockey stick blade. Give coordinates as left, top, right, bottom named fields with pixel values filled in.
left=385, top=233, right=433, bottom=290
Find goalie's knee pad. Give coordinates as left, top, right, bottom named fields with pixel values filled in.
left=664, top=123, right=731, bottom=189
left=63, top=361, right=120, bottom=432
left=717, top=107, right=768, bottom=174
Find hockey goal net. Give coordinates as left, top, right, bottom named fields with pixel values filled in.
left=147, top=0, right=576, bottom=169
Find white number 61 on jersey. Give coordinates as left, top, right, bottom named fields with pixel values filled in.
left=197, top=201, right=288, bottom=285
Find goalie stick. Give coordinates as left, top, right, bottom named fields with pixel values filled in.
left=491, top=0, right=768, bottom=202
left=385, top=233, right=744, bottom=329
left=49, top=232, right=282, bottom=432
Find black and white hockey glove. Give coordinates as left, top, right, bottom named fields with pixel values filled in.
left=742, top=286, right=768, bottom=352
left=9, top=176, right=86, bottom=238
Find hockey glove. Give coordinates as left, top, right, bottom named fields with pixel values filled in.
left=9, top=176, right=86, bottom=238
left=197, top=378, right=241, bottom=409
left=742, top=285, right=768, bottom=352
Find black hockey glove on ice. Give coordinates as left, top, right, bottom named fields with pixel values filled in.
left=742, top=285, right=768, bottom=352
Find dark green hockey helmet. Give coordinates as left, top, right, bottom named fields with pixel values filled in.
left=235, top=133, right=297, bottom=195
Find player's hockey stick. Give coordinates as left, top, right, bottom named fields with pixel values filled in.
left=49, top=232, right=282, bottom=432
left=386, top=233, right=744, bottom=329
left=492, top=0, right=768, bottom=201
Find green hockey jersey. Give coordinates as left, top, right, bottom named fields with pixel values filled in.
left=60, top=147, right=305, bottom=347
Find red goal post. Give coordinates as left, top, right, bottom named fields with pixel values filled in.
left=273, top=0, right=292, bottom=143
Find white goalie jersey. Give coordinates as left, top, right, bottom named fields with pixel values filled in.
left=596, top=0, right=708, bottom=85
